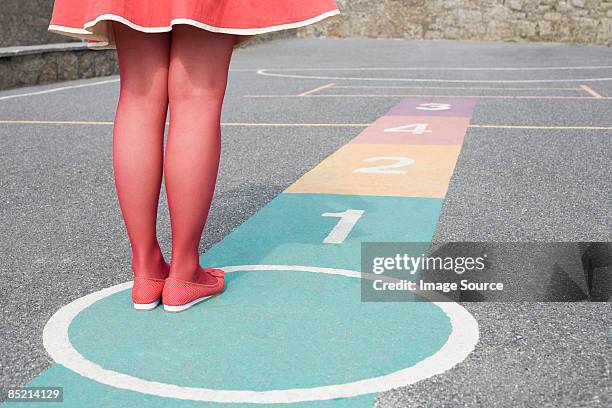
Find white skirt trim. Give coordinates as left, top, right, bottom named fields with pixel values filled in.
left=48, top=9, right=340, bottom=49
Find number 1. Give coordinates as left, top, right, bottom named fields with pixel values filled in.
left=321, top=209, right=364, bottom=244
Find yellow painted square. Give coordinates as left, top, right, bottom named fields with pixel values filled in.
left=285, top=144, right=462, bottom=198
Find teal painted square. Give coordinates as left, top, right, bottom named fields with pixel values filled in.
left=202, top=193, right=443, bottom=271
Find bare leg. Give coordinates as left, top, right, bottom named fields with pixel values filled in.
left=165, top=26, right=237, bottom=283
left=112, top=22, right=171, bottom=279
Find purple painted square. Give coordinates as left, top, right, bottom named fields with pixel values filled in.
left=386, top=98, right=476, bottom=118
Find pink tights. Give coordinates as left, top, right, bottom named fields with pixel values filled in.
left=112, top=22, right=237, bottom=284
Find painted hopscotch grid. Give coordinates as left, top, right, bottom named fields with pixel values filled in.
left=22, top=98, right=480, bottom=408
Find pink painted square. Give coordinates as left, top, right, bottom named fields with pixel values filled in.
left=386, top=98, right=476, bottom=117
left=350, top=116, right=470, bottom=145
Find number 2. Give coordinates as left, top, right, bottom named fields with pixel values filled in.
left=353, top=156, right=415, bottom=174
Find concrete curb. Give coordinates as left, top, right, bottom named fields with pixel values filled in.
left=0, top=42, right=89, bottom=58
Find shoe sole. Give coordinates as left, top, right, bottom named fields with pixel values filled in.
left=133, top=300, right=160, bottom=311
left=163, top=295, right=214, bottom=313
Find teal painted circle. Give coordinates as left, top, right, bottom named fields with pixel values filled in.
left=68, top=269, right=452, bottom=391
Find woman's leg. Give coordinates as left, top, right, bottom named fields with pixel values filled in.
left=113, top=22, right=171, bottom=279
left=165, top=26, right=237, bottom=283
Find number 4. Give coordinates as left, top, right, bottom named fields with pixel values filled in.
left=384, top=123, right=431, bottom=135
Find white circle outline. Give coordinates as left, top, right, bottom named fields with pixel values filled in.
left=256, top=67, right=612, bottom=83
left=43, top=264, right=479, bottom=404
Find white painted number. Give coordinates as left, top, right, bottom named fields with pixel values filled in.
left=416, top=102, right=451, bottom=111
left=321, top=209, right=364, bottom=244
left=384, top=123, right=431, bottom=135
left=353, top=156, right=415, bottom=174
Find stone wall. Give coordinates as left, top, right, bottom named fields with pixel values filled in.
left=1, top=0, right=608, bottom=90
left=298, top=0, right=611, bottom=46
left=2, top=0, right=609, bottom=47
left=0, top=0, right=77, bottom=47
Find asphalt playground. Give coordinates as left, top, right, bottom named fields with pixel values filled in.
left=1, top=37, right=611, bottom=407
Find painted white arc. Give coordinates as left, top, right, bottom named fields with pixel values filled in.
left=0, top=79, right=119, bottom=102
left=42, top=264, right=480, bottom=404
left=256, top=69, right=612, bottom=83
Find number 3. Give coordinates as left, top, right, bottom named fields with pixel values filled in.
left=416, top=102, right=451, bottom=111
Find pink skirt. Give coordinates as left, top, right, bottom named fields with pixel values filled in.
left=48, top=0, right=340, bottom=49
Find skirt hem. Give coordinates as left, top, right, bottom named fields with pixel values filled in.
left=48, top=9, right=340, bottom=49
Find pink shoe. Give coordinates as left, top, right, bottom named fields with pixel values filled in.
left=162, top=268, right=225, bottom=313
left=132, top=276, right=166, bottom=310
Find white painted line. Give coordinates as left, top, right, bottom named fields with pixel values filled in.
left=0, top=68, right=254, bottom=102
left=333, top=85, right=583, bottom=91
left=298, top=82, right=336, bottom=96
left=43, top=264, right=479, bottom=404
left=0, top=79, right=120, bottom=101
left=256, top=69, right=612, bottom=83
left=245, top=94, right=611, bottom=99
left=259, top=66, right=612, bottom=71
